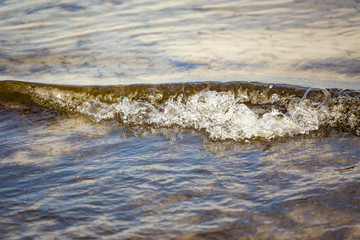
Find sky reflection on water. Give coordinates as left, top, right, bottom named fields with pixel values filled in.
left=0, top=0, right=359, bottom=87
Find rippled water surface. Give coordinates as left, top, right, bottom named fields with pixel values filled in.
left=1, top=0, right=360, bottom=87
left=1, top=0, right=360, bottom=239
left=1, top=110, right=360, bottom=239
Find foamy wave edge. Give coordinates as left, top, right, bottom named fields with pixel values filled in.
left=1, top=81, right=359, bottom=141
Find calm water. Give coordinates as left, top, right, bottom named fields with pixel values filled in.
left=1, top=0, right=360, bottom=239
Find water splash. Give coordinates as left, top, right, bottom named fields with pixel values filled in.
left=1, top=81, right=359, bottom=141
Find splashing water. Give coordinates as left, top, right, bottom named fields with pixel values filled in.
left=7, top=81, right=354, bottom=141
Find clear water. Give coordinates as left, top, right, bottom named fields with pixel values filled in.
left=1, top=0, right=360, bottom=239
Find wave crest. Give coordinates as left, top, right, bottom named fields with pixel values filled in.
left=1, top=81, right=359, bottom=140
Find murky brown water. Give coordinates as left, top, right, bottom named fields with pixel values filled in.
left=1, top=0, right=360, bottom=239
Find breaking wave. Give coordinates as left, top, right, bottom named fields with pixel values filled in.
left=1, top=80, right=359, bottom=141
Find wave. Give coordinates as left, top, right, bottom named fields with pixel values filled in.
left=1, top=80, right=359, bottom=141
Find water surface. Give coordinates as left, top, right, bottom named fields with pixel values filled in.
left=1, top=0, right=360, bottom=239
left=0, top=0, right=359, bottom=87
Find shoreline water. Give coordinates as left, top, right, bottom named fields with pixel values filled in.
left=1, top=79, right=359, bottom=140
left=1, top=0, right=360, bottom=239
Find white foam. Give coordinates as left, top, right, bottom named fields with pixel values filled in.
left=146, top=91, right=321, bottom=140
left=29, top=85, right=332, bottom=140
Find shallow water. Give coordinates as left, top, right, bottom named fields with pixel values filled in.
left=1, top=81, right=360, bottom=239
left=1, top=113, right=360, bottom=239
left=1, top=0, right=360, bottom=239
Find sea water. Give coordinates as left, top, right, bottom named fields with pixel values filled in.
left=1, top=0, right=360, bottom=239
